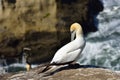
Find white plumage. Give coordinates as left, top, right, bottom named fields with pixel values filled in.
left=51, top=36, right=84, bottom=64
left=41, top=23, right=86, bottom=73
left=51, top=22, right=85, bottom=64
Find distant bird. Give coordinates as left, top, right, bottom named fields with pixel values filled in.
left=22, top=47, right=31, bottom=71
left=41, top=23, right=86, bottom=73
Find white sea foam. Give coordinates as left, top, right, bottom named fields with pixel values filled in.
left=79, top=0, right=120, bottom=71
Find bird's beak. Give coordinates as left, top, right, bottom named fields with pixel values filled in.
left=71, top=31, right=76, bottom=41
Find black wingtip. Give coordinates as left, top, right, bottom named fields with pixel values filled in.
left=41, top=66, right=51, bottom=73
left=38, top=65, right=52, bottom=74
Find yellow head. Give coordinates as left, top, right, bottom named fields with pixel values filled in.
left=70, top=23, right=83, bottom=33
left=70, top=23, right=83, bottom=41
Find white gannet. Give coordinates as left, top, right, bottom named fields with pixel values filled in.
left=22, top=47, right=31, bottom=71
left=41, top=23, right=86, bottom=73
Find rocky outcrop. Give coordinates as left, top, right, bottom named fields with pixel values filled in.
left=0, top=0, right=57, bottom=63
left=1, top=65, right=120, bottom=80
left=0, top=0, right=103, bottom=64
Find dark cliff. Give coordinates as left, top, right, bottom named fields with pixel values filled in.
left=0, top=0, right=103, bottom=64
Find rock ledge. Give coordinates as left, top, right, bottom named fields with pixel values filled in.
left=1, top=65, right=120, bottom=80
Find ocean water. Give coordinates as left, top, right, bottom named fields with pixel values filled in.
left=79, top=0, right=120, bottom=71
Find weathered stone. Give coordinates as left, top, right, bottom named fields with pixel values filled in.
left=1, top=65, right=120, bottom=80
left=0, top=0, right=103, bottom=63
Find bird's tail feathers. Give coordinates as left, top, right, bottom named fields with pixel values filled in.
left=41, top=65, right=52, bottom=73
left=38, top=61, right=75, bottom=74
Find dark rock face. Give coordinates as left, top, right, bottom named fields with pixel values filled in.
left=0, top=0, right=103, bottom=64
left=56, top=0, right=103, bottom=46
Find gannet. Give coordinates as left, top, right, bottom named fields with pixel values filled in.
left=41, top=23, right=86, bottom=73
left=22, top=47, right=31, bottom=71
